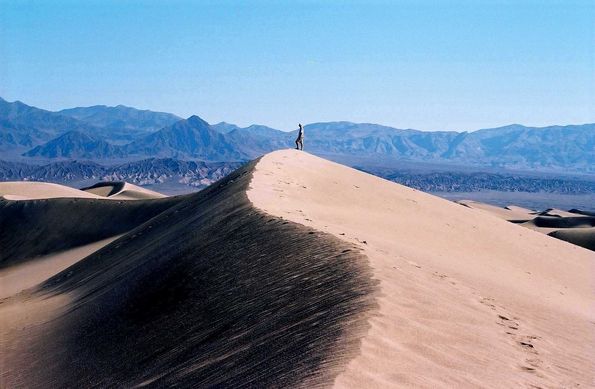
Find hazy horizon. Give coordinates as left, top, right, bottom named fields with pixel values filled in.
left=1, top=0, right=593, bottom=132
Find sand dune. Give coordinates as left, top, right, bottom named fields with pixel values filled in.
left=1, top=159, right=375, bottom=388
left=81, top=181, right=166, bottom=200
left=0, top=195, right=180, bottom=268
left=0, top=181, right=102, bottom=200
left=248, top=150, right=594, bottom=388
left=549, top=228, right=595, bottom=251
left=1, top=150, right=593, bottom=388
left=460, top=200, right=595, bottom=251
left=456, top=199, right=535, bottom=221
left=0, top=236, right=120, bottom=299
left=524, top=215, right=595, bottom=229
left=569, top=208, right=595, bottom=217
left=505, top=205, right=536, bottom=214
left=538, top=208, right=582, bottom=218
left=0, top=180, right=165, bottom=201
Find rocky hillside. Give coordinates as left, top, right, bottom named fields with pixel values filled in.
left=2, top=97, right=594, bottom=172
left=0, top=158, right=241, bottom=189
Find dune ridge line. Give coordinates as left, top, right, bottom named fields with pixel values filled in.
left=1, top=156, right=379, bottom=388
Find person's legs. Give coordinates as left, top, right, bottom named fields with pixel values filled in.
left=295, top=139, right=300, bottom=150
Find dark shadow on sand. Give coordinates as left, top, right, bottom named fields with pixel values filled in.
left=5, top=159, right=378, bottom=388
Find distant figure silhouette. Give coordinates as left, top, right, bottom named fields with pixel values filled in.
left=295, top=123, right=304, bottom=150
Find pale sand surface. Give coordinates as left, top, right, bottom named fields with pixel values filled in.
left=248, top=150, right=595, bottom=388
left=505, top=205, right=536, bottom=214
left=457, top=199, right=536, bottom=221
left=0, top=235, right=120, bottom=299
left=540, top=208, right=583, bottom=218
left=0, top=181, right=102, bottom=200
left=0, top=181, right=165, bottom=201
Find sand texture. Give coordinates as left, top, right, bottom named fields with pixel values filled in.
left=0, top=195, right=180, bottom=268
left=81, top=181, right=166, bottom=200
left=0, top=181, right=102, bottom=200
left=1, top=150, right=593, bottom=388
left=1, top=159, right=376, bottom=388
left=248, top=150, right=595, bottom=388
left=461, top=199, right=595, bottom=251
left=0, top=181, right=165, bottom=201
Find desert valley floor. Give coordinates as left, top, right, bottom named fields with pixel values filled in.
left=1, top=150, right=593, bottom=388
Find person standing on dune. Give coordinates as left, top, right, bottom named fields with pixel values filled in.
left=295, top=123, right=304, bottom=150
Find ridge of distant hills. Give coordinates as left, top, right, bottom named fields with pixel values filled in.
left=2, top=157, right=593, bottom=200
left=0, top=158, right=241, bottom=190
left=23, top=131, right=127, bottom=159
left=58, top=104, right=181, bottom=139
left=1, top=97, right=594, bottom=172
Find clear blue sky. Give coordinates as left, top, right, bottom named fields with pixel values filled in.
left=1, top=0, right=593, bottom=131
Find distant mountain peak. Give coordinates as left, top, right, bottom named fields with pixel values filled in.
left=186, top=115, right=210, bottom=127
left=22, top=130, right=123, bottom=159
left=58, top=130, right=98, bottom=141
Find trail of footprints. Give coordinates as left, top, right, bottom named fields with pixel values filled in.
left=477, top=296, right=545, bottom=375
left=424, top=269, right=547, bottom=380
left=272, top=171, right=550, bottom=384
left=480, top=298, right=547, bottom=381
left=384, top=253, right=547, bottom=380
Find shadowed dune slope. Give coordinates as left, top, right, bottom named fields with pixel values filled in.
left=539, top=208, right=582, bottom=218
left=3, top=150, right=593, bottom=388
left=2, top=159, right=377, bottom=388
left=549, top=228, right=595, bottom=251
left=81, top=181, right=126, bottom=196
left=525, top=215, right=595, bottom=229
left=0, top=195, right=181, bottom=268
left=569, top=209, right=595, bottom=217
left=81, top=181, right=166, bottom=200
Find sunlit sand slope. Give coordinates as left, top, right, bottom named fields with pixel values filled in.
left=248, top=150, right=594, bottom=388
left=0, top=181, right=101, bottom=200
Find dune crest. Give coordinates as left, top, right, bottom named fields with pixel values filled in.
left=1, top=150, right=593, bottom=387
left=0, top=180, right=166, bottom=201
left=0, top=194, right=180, bottom=268
left=248, top=150, right=594, bottom=388
left=0, top=181, right=102, bottom=200
left=1, top=157, right=377, bottom=388
left=81, top=181, right=166, bottom=200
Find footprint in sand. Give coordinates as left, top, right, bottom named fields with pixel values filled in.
left=479, top=297, right=496, bottom=310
